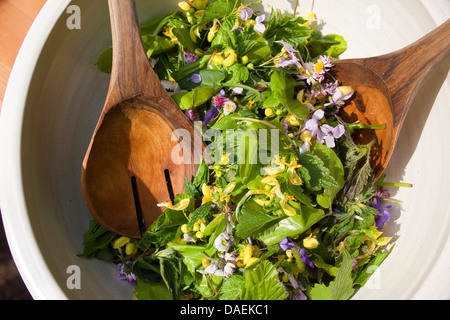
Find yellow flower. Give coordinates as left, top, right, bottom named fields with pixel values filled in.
left=157, top=198, right=190, bottom=211
left=237, top=245, right=260, bottom=268
left=113, top=236, right=130, bottom=249
left=125, top=242, right=137, bottom=255
left=202, top=183, right=214, bottom=203
left=287, top=114, right=300, bottom=126
left=189, top=25, right=202, bottom=43
left=178, top=1, right=192, bottom=11
left=223, top=50, right=238, bottom=67
left=211, top=51, right=224, bottom=65
left=220, top=182, right=236, bottom=202
left=189, top=0, right=208, bottom=10
left=208, top=19, right=220, bottom=42
left=303, top=234, right=319, bottom=249
left=163, top=27, right=180, bottom=45
left=280, top=196, right=296, bottom=216
left=302, top=11, right=317, bottom=27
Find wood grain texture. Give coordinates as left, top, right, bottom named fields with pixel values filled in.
left=81, top=0, right=201, bottom=238
left=336, top=19, right=450, bottom=178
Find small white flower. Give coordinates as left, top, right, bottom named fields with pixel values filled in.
left=223, top=100, right=237, bottom=115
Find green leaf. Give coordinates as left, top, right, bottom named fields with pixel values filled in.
left=225, top=63, right=249, bottom=84
left=172, top=86, right=221, bottom=110
left=187, top=201, right=213, bottom=229
left=354, top=245, right=395, bottom=287
left=142, top=34, right=175, bottom=56
left=332, top=248, right=355, bottom=300
left=139, top=208, right=187, bottom=247
left=193, top=162, right=210, bottom=189
left=257, top=205, right=325, bottom=245
left=136, top=280, right=173, bottom=300
left=241, top=260, right=288, bottom=300
left=172, top=27, right=197, bottom=52
left=198, top=0, right=244, bottom=25
left=235, top=200, right=283, bottom=239
left=93, top=46, right=112, bottom=74
left=298, top=151, right=339, bottom=192
left=238, top=129, right=261, bottom=184
left=312, top=142, right=345, bottom=208
left=270, top=71, right=308, bottom=120
left=199, top=69, right=226, bottom=87
left=80, top=220, right=118, bottom=259
left=217, top=275, right=245, bottom=300
left=307, top=282, right=333, bottom=300
left=184, top=176, right=199, bottom=198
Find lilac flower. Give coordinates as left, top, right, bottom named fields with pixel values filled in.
left=117, top=262, right=137, bottom=283
left=183, top=233, right=196, bottom=243
left=370, top=195, right=392, bottom=231
left=320, top=124, right=345, bottom=148
left=301, top=109, right=324, bottom=140
left=279, top=237, right=314, bottom=269
left=184, top=51, right=200, bottom=64
left=324, top=86, right=354, bottom=108
left=231, top=25, right=244, bottom=32
left=239, top=5, right=253, bottom=21
left=254, top=15, right=267, bottom=34
left=203, top=106, right=220, bottom=126
left=188, top=73, right=202, bottom=83
left=275, top=40, right=301, bottom=69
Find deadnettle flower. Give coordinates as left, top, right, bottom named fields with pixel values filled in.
left=213, top=223, right=234, bottom=252
left=320, top=123, right=345, bottom=148
left=184, top=51, right=200, bottom=64
left=117, top=262, right=137, bottom=283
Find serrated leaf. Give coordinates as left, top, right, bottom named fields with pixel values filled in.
left=187, top=202, right=213, bottom=229
left=241, top=260, right=288, bottom=300
left=217, top=275, right=245, bottom=300
left=298, top=151, right=339, bottom=192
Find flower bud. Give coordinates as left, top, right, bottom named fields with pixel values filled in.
left=178, top=1, right=191, bottom=11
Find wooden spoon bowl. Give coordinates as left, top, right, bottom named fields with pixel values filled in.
left=335, top=19, right=450, bottom=178
left=81, top=0, right=200, bottom=238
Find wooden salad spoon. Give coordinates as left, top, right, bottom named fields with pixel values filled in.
left=81, top=0, right=201, bottom=238
left=333, top=19, right=450, bottom=179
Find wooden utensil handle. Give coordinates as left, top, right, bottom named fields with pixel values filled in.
left=106, top=0, right=164, bottom=109
left=352, top=19, right=450, bottom=121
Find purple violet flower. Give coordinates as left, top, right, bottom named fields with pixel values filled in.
left=203, top=106, right=220, bottom=126
left=279, top=237, right=314, bottom=269
left=370, top=196, right=392, bottom=231
left=254, top=15, right=267, bottom=34
left=275, top=40, right=302, bottom=69
left=239, top=5, right=253, bottom=21
left=320, top=124, right=345, bottom=148
left=301, top=109, right=324, bottom=140
left=188, top=73, right=202, bottom=83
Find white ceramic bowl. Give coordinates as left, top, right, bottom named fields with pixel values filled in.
left=0, top=0, right=449, bottom=300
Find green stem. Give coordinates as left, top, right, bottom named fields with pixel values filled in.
left=346, top=123, right=386, bottom=134
left=221, top=83, right=262, bottom=98
left=377, top=182, right=413, bottom=188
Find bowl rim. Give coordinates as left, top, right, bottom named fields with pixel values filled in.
left=0, top=0, right=449, bottom=300
left=0, top=0, right=72, bottom=300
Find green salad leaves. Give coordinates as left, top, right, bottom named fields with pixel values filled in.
left=83, top=0, right=405, bottom=300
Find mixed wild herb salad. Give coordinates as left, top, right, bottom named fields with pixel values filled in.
left=82, top=0, right=408, bottom=300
